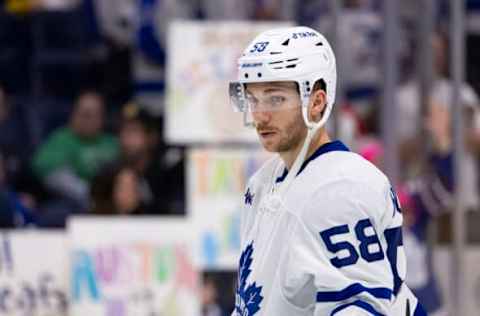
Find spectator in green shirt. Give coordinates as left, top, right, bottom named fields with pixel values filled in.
left=32, top=91, right=118, bottom=210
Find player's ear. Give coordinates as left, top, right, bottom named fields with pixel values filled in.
left=308, top=89, right=327, bottom=122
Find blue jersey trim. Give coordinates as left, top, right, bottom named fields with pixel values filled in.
left=384, top=227, right=404, bottom=295
left=330, top=300, right=385, bottom=316
left=414, top=302, right=428, bottom=316
left=276, top=168, right=288, bottom=183
left=316, top=283, right=392, bottom=302
left=276, top=140, right=350, bottom=183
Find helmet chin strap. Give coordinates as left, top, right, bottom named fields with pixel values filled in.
left=275, top=100, right=328, bottom=196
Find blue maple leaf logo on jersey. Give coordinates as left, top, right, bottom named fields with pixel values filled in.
left=244, top=188, right=254, bottom=206
left=235, top=242, right=263, bottom=316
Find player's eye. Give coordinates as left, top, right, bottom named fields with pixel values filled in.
left=269, top=95, right=286, bottom=108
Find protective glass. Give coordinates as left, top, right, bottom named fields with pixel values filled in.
left=229, top=81, right=301, bottom=113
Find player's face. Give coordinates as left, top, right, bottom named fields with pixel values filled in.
left=246, top=82, right=306, bottom=153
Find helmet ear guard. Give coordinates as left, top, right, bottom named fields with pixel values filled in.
left=298, top=79, right=331, bottom=131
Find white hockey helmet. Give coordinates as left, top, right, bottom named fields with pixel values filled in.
left=229, top=26, right=337, bottom=130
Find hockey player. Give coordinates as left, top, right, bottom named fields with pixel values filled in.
left=228, top=26, right=427, bottom=316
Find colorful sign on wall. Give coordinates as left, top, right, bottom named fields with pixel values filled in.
left=187, top=148, right=271, bottom=270
left=165, top=20, right=291, bottom=144
left=68, top=217, right=200, bottom=316
left=0, top=231, right=69, bottom=316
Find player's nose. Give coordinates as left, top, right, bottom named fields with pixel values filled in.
left=252, top=110, right=272, bottom=125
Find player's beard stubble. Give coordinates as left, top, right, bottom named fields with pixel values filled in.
left=256, top=109, right=307, bottom=153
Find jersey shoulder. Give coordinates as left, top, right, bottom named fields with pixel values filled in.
left=307, top=150, right=391, bottom=193
left=295, top=151, right=395, bottom=229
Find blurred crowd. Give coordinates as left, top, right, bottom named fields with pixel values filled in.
left=0, top=87, right=186, bottom=226
left=1, top=0, right=480, bottom=315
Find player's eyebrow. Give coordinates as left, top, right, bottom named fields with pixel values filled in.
left=263, top=87, right=289, bottom=93
left=245, top=82, right=297, bottom=95
left=245, top=87, right=287, bottom=97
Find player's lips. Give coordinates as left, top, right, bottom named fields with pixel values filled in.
left=258, top=130, right=277, bottom=138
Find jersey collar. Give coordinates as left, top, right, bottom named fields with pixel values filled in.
left=275, top=140, right=350, bottom=183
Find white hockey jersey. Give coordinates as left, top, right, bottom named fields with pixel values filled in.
left=233, top=141, right=426, bottom=316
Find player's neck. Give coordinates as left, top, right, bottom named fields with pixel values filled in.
left=281, top=129, right=331, bottom=171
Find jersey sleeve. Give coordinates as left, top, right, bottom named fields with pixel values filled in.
left=280, top=178, right=399, bottom=315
